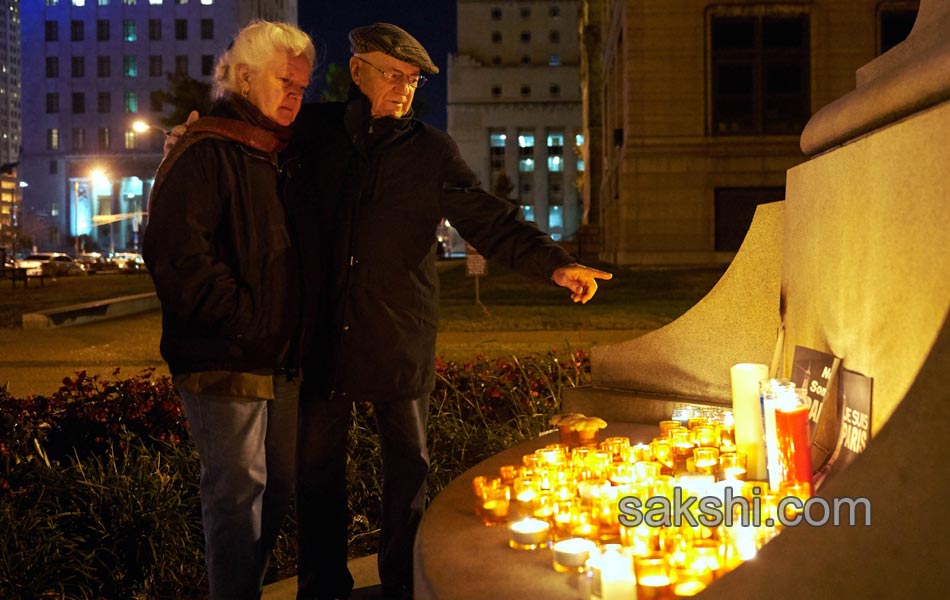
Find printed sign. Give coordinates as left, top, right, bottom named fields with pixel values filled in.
left=465, top=244, right=487, bottom=277
left=789, top=345, right=839, bottom=438
left=813, top=368, right=873, bottom=488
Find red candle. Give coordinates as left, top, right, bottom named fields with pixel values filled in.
left=775, top=397, right=812, bottom=495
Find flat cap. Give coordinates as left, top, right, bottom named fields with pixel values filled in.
left=349, top=23, right=439, bottom=74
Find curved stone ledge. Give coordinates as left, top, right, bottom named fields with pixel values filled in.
left=22, top=292, right=159, bottom=329
left=800, top=37, right=950, bottom=157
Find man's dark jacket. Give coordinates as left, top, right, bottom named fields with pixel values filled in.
left=143, top=99, right=302, bottom=375
left=289, top=91, right=574, bottom=401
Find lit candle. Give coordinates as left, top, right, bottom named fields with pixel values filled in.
left=551, top=537, right=597, bottom=573
left=730, top=363, right=769, bottom=480
left=601, top=544, right=636, bottom=600
left=635, top=553, right=673, bottom=600
left=508, top=517, right=551, bottom=550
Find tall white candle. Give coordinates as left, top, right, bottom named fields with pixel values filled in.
left=730, top=363, right=769, bottom=481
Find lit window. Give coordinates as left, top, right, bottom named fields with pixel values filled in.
left=149, top=0, right=162, bottom=4
left=549, top=55, right=561, bottom=66
left=518, top=132, right=535, bottom=173
left=576, top=134, right=584, bottom=146
left=521, top=205, right=534, bottom=222
left=123, top=19, right=136, bottom=42
left=124, top=55, right=137, bottom=77
left=549, top=206, right=563, bottom=229
left=489, top=130, right=506, bottom=171
left=125, top=91, right=138, bottom=112
left=124, top=130, right=136, bottom=149
left=48, top=129, right=60, bottom=150
left=201, top=0, right=213, bottom=4
left=73, top=0, right=86, bottom=6
left=547, top=131, right=564, bottom=172
left=99, top=0, right=110, bottom=5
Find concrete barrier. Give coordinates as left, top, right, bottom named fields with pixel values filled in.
left=22, top=292, right=160, bottom=329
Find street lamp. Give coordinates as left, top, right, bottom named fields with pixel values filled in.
left=131, top=120, right=171, bottom=136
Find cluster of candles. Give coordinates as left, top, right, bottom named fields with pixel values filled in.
left=471, top=406, right=813, bottom=599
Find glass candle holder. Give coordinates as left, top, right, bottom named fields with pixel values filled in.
left=693, top=447, right=720, bottom=476
left=650, top=439, right=674, bottom=472
left=775, top=389, right=813, bottom=495
left=719, top=452, right=747, bottom=481
left=508, top=517, right=551, bottom=550
left=478, top=479, right=510, bottom=526
left=635, top=553, right=673, bottom=600
left=601, top=436, right=631, bottom=462
left=693, top=424, right=720, bottom=448
left=659, top=420, right=680, bottom=438
left=626, top=443, right=653, bottom=463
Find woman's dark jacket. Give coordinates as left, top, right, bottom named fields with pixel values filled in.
left=289, top=90, right=574, bottom=401
left=143, top=96, right=302, bottom=375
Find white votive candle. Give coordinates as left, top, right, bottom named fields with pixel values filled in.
left=508, top=517, right=551, bottom=550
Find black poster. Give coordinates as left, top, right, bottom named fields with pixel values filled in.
left=789, top=345, right=839, bottom=438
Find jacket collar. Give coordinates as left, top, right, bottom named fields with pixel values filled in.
left=344, top=85, right=414, bottom=151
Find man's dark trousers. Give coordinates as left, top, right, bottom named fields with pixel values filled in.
left=296, top=381, right=429, bottom=600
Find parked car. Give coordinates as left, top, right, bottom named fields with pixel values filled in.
left=77, top=252, right=117, bottom=274
left=16, top=252, right=86, bottom=277
left=110, top=252, right=147, bottom=272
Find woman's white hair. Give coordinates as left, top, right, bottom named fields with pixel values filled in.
left=213, top=20, right=316, bottom=99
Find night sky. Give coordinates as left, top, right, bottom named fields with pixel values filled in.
left=297, top=1, right=458, bottom=130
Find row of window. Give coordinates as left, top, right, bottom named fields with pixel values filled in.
left=490, top=84, right=563, bottom=98
left=45, top=18, right=213, bottom=42
left=491, top=6, right=560, bottom=20
left=490, top=55, right=561, bottom=66
left=45, top=1, right=215, bottom=6
left=46, top=126, right=157, bottom=152
left=47, top=89, right=167, bottom=114
left=489, top=131, right=583, bottom=174
left=45, top=53, right=213, bottom=77
left=491, top=30, right=561, bottom=44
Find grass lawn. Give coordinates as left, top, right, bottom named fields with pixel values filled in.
left=0, top=260, right=729, bottom=333
left=0, top=272, right=156, bottom=328
left=436, top=259, right=727, bottom=332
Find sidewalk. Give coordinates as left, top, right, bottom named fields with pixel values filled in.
left=262, top=554, right=381, bottom=599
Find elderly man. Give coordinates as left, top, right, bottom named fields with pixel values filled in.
left=287, top=24, right=612, bottom=600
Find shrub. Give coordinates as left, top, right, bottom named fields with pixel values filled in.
left=0, top=351, right=591, bottom=593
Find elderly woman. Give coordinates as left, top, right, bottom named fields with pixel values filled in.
left=142, top=20, right=313, bottom=600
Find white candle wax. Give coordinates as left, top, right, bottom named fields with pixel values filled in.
left=551, top=538, right=597, bottom=571
left=600, top=546, right=636, bottom=600
left=508, top=518, right=551, bottom=548
left=730, top=363, right=769, bottom=480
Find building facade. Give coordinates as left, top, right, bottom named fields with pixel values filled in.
left=587, top=0, right=918, bottom=265
left=19, top=0, right=297, bottom=254
left=0, top=1, right=22, bottom=256
left=448, top=0, right=584, bottom=244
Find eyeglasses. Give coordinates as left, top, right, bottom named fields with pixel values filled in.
left=356, top=56, right=427, bottom=89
